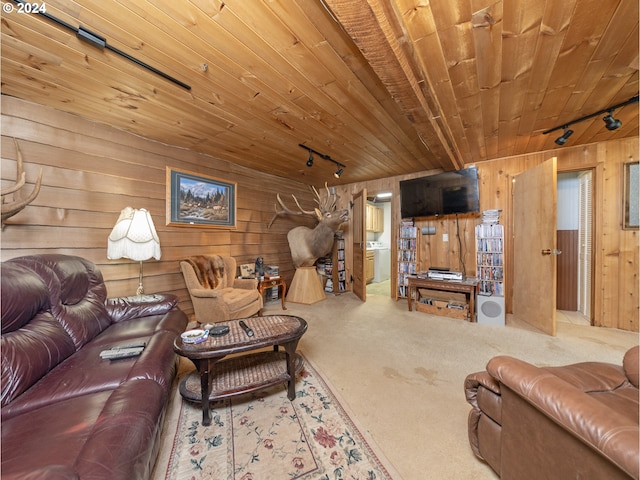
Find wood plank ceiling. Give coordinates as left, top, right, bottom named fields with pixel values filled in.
left=1, top=0, right=638, bottom=186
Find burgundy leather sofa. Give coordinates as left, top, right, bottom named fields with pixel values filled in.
left=465, top=346, right=639, bottom=479
left=1, top=254, right=188, bottom=479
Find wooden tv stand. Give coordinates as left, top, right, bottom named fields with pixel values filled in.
left=407, top=276, right=479, bottom=322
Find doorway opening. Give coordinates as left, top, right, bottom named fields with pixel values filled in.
left=365, top=191, right=393, bottom=297
left=556, top=170, right=593, bottom=326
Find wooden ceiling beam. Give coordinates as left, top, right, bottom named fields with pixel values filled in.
left=323, top=0, right=465, bottom=171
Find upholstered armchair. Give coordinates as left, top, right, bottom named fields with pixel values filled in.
left=180, top=255, right=263, bottom=324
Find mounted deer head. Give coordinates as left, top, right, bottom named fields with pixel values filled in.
left=268, top=183, right=349, bottom=268
left=1, top=139, right=43, bottom=230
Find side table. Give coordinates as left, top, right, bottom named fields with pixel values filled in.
left=258, top=277, right=287, bottom=310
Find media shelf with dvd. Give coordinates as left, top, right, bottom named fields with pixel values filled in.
left=475, top=210, right=505, bottom=326
left=397, top=220, right=418, bottom=298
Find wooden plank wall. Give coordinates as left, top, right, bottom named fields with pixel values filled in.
left=0, top=96, right=316, bottom=321
left=478, top=139, right=639, bottom=332
left=336, top=138, right=638, bottom=332
left=1, top=96, right=637, bottom=332
left=557, top=230, right=578, bottom=311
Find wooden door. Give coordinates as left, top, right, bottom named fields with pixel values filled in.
left=352, top=189, right=366, bottom=301
left=513, top=157, right=558, bottom=335
left=556, top=230, right=578, bottom=310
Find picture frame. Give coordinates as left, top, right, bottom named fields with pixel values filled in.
left=623, top=161, right=639, bottom=230
left=166, top=167, right=237, bottom=228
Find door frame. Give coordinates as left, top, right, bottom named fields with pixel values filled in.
left=364, top=191, right=394, bottom=298
left=557, top=166, right=596, bottom=325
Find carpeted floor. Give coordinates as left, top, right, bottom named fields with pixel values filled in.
left=153, top=285, right=638, bottom=479
left=155, top=354, right=400, bottom=480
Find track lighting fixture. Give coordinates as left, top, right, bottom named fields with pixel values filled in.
left=543, top=95, right=638, bottom=145
left=603, top=110, right=622, bottom=131
left=12, top=0, right=191, bottom=90
left=298, top=144, right=346, bottom=179
left=555, top=126, right=573, bottom=146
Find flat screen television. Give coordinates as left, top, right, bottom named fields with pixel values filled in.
left=400, top=167, right=480, bottom=218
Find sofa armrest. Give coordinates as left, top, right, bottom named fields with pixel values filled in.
left=233, top=278, right=258, bottom=290
left=106, top=293, right=178, bottom=323
left=465, top=370, right=501, bottom=408
left=488, top=356, right=639, bottom=479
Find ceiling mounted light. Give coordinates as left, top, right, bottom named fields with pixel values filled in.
left=603, top=110, right=622, bottom=130
left=298, top=144, right=346, bottom=179
left=543, top=94, right=638, bottom=143
left=555, top=126, right=573, bottom=146
left=376, top=192, right=393, bottom=199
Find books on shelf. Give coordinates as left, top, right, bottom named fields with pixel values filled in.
left=481, top=209, right=501, bottom=224
left=476, top=217, right=504, bottom=297
left=397, top=220, right=418, bottom=298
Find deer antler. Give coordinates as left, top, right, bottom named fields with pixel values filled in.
left=1, top=139, right=43, bottom=229
left=308, top=183, right=336, bottom=211
left=267, top=193, right=316, bottom=228
left=267, top=183, right=338, bottom=229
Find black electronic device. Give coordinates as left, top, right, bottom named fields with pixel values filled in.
left=400, top=166, right=480, bottom=219
left=209, top=325, right=230, bottom=336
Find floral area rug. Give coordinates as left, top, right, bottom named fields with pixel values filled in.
left=159, top=354, right=398, bottom=480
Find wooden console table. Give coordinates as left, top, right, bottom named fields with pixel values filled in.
left=407, top=276, right=479, bottom=322
left=174, top=315, right=307, bottom=426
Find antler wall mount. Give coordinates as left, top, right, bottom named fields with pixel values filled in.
left=1, top=139, right=44, bottom=229
left=268, top=183, right=349, bottom=268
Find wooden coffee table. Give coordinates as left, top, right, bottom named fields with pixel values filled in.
left=173, top=315, right=307, bottom=426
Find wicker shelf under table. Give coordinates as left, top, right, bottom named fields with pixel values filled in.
left=179, top=351, right=304, bottom=402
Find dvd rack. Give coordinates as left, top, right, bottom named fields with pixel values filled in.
left=397, top=220, right=418, bottom=298
left=476, top=222, right=504, bottom=296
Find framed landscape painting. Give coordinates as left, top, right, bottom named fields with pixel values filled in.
left=166, top=167, right=237, bottom=228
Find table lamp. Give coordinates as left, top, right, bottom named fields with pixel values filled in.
left=107, top=207, right=161, bottom=295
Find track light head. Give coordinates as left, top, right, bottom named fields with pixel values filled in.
left=603, top=110, right=622, bottom=130
left=555, top=127, right=574, bottom=146
left=299, top=144, right=345, bottom=178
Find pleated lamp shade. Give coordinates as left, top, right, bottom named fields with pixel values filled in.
left=107, top=207, right=161, bottom=261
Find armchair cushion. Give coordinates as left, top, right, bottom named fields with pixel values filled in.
left=220, top=287, right=262, bottom=312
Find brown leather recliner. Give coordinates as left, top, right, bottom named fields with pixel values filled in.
left=465, top=346, right=639, bottom=479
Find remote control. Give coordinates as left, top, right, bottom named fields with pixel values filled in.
left=100, top=347, right=144, bottom=359
left=111, top=343, right=146, bottom=350
left=239, top=320, right=254, bottom=337
left=102, top=350, right=143, bottom=360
